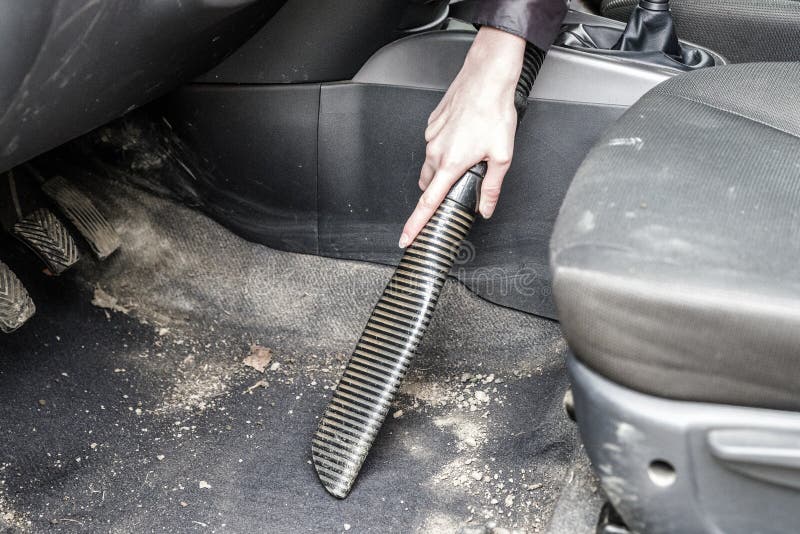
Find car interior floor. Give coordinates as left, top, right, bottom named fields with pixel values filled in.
left=0, top=173, right=601, bottom=533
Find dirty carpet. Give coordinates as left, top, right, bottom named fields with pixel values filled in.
left=0, top=180, right=599, bottom=533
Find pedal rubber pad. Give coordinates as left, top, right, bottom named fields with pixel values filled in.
left=42, top=176, right=120, bottom=260
left=0, top=260, right=35, bottom=333
left=13, top=209, right=79, bottom=275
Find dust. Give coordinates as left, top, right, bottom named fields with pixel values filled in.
left=112, top=214, right=187, bottom=271
left=92, top=285, right=173, bottom=327
left=0, top=465, right=31, bottom=532
left=418, top=513, right=461, bottom=533
left=92, top=286, right=131, bottom=315
left=49, top=179, right=583, bottom=532
left=146, top=330, right=243, bottom=415
left=429, top=451, right=550, bottom=532
left=400, top=379, right=452, bottom=406
left=396, top=371, right=557, bottom=532
left=512, top=337, right=567, bottom=378
left=158, top=360, right=231, bottom=413
left=433, top=416, right=486, bottom=451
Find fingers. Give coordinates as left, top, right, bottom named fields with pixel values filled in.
left=400, top=166, right=462, bottom=248
left=479, top=154, right=512, bottom=219
left=419, top=161, right=435, bottom=190
left=419, top=132, right=444, bottom=190
left=424, top=114, right=446, bottom=145
left=427, top=95, right=448, bottom=125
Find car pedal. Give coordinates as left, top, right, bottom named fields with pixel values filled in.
left=41, top=176, right=120, bottom=260
left=12, top=209, right=79, bottom=275
left=0, top=261, right=35, bottom=333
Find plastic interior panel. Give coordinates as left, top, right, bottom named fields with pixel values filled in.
left=354, top=26, right=724, bottom=107
left=355, top=30, right=677, bottom=107
left=569, top=355, right=800, bottom=534
left=151, top=80, right=622, bottom=318
left=317, top=83, right=626, bottom=318
left=161, top=84, right=321, bottom=253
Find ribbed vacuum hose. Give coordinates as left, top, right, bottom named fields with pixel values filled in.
left=313, top=43, right=547, bottom=499
left=515, top=44, right=546, bottom=120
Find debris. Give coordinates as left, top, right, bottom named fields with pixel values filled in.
left=38, top=399, right=46, bottom=406
left=180, top=501, right=188, bottom=507
left=433, top=415, right=485, bottom=451
left=92, top=286, right=131, bottom=315
left=198, top=481, right=211, bottom=489
left=504, top=494, right=515, bottom=507
left=471, top=472, right=483, bottom=481
left=246, top=379, right=268, bottom=394
left=156, top=455, right=165, bottom=461
left=393, top=410, right=404, bottom=419
left=344, top=524, right=351, bottom=531
left=269, top=362, right=280, bottom=371
left=158, top=328, right=170, bottom=336
left=243, top=345, right=272, bottom=373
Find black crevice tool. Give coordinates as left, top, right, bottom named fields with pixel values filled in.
left=311, top=42, right=546, bottom=499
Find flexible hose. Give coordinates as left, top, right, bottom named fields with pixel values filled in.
left=515, top=43, right=546, bottom=121
left=313, top=42, right=547, bottom=499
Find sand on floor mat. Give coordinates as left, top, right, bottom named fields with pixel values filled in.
left=0, top=181, right=599, bottom=533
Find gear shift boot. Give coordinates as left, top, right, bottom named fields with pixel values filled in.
left=614, top=5, right=682, bottom=58
left=556, top=0, right=716, bottom=71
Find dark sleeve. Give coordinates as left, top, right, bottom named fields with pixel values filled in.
left=451, top=0, right=569, bottom=50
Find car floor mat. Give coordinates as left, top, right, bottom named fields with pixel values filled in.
left=0, top=178, right=600, bottom=533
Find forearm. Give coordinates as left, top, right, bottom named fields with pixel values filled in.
left=463, top=26, right=527, bottom=92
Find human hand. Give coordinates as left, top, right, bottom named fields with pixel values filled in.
left=399, top=26, right=526, bottom=248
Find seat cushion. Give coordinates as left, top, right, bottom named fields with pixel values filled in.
left=551, top=63, right=800, bottom=411
left=601, top=0, right=800, bottom=63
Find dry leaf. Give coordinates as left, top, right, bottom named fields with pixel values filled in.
left=243, top=345, right=272, bottom=373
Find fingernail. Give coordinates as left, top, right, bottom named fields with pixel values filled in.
left=480, top=208, right=492, bottom=219
left=399, top=234, right=410, bottom=248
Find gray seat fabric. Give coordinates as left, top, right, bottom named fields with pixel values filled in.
left=601, top=0, right=800, bottom=63
left=551, top=62, right=800, bottom=411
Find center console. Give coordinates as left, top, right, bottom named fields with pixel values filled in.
left=88, top=4, right=726, bottom=320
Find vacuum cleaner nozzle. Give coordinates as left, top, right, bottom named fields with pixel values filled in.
left=312, top=43, right=545, bottom=499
